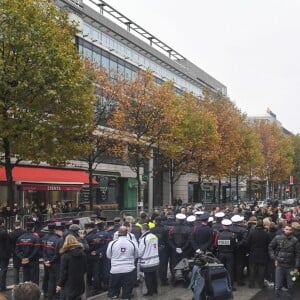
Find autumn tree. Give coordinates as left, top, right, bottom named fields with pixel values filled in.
left=80, top=65, right=124, bottom=209
left=252, top=120, right=294, bottom=199
left=291, top=134, right=300, bottom=197
left=160, top=92, right=219, bottom=203
left=109, top=70, right=177, bottom=204
left=0, top=0, right=95, bottom=206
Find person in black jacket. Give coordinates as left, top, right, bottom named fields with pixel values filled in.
left=246, top=218, right=270, bottom=288
left=8, top=220, right=26, bottom=285
left=15, top=222, right=40, bottom=285
left=56, top=234, right=86, bottom=300
left=269, top=223, right=300, bottom=300
left=0, top=217, right=11, bottom=292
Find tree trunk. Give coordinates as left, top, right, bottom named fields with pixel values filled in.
left=218, top=178, right=221, bottom=203
left=170, top=159, right=174, bottom=205
left=197, top=173, right=202, bottom=203
left=3, top=138, right=14, bottom=207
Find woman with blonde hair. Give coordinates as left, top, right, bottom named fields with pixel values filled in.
left=56, top=235, right=86, bottom=300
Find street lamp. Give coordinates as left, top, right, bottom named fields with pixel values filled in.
left=236, top=166, right=241, bottom=204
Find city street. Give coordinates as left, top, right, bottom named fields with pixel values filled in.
left=2, top=263, right=300, bottom=300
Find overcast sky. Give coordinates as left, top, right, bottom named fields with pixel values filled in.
left=92, top=0, right=300, bottom=134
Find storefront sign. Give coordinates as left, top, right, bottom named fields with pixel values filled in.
left=18, top=184, right=82, bottom=191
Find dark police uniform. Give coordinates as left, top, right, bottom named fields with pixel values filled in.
left=41, top=224, right=61, bottom=300
left=15, top=223, right=40, bottom=284
left=216, top=226, right=237, bottom=287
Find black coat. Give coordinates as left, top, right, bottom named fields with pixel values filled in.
left=0, top=227, right=11, bottom=259
left=57, top=245, right=86, bottom=298
left=246, top=226, right=270, bottom=264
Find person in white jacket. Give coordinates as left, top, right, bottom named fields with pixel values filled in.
left=106, top=226, right=138, bottom=299
left=138, top=223, right=160, bottom=296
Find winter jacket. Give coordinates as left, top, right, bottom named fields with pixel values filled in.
left=269, top=233, right=300, bottom=268
left=138, top=231, right=159, bottom=270
left=41, top=232, right=61, bottom=264
left=15, top=231, right=40, bottom=261
left=0, top=227, right=11, bottom=259
left=57, top=245, right=86, bottom=298
left=106, top=235, right=138, bottom=274
left=246, top=226, right=270, bottom=264
left=9, top=227, right=26, bottom=267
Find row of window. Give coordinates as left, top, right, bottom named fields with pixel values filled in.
left=81, top=22, right=203, bottom=96
left=77, top=38, right=183, bottom=95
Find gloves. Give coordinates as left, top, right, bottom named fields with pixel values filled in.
left=196, top=249, right=202, bottom=254
left=176, top=248, right=182, bottom=254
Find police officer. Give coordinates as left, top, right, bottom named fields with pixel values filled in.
left=216, top=219, right=237, bottom=290
left=191, top=212, right=214, bottom=253
left=106, top=226, right=138, bottom=299
left=9, top=220, right=26, bottom=285
left=230, top=215, right=248, bottom=286
left=168, top=213, right=190, bottom=284
left=151, top=216, right=169, bottom=286
left=85, top=222, right=102, bottom=295
left=15, top=222, right=40, bottom=284
left=41, top=223, right=61, bottom=300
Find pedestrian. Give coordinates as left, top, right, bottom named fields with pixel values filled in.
left=246, top=218, right=270, bottom=288
left=0, top=217, right=11, bottom=292
left=15, top=222, right=40, bottom=284
left=106, top=226, right=138, bottom=299
left=269, top=223, right=300, bottom=300
left=56, top=234, right=87, bottom=300
left=12, top=282, right=41, bottom=300
left=8, top=220, right=26, bottom=285
left=139, top=223, right=160, bottom=296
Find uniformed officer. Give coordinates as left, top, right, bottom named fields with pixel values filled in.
left=41, top=223, right=61, bottom=300
left=106, top=226, right=138, bottom=300
left=168, top=213, right=190, bottom=284
left=191, top=212, right=214, bottom=253
left=151, top=216, right=169, bottom=286
left=9, top=220, right=26, bottom=285
left=15, top=222, right=40, bottom=284
left=216, top=219, right=237, bottom=290
left=230, top=214, right=248, bottom=286
left=85, top=222, right=103, bottom=294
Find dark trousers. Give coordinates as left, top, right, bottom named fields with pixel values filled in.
left=12, top=257, right=21, bottom=285
left=219, top=252, right=234, bottom=287
left=43, top=264, right=59, bottom=299
left=0, top=258, right=9, bottom=290
left=235, top=254, right=245, bottom=284
left=249, top=263, right=266, bottom=288
left=275, top=266, right=294, bottom=300
left=108, top=269, right=135, bottom=299
left=158, top=248, right=168, bottom=282
left=87, top=257, right=101, bottom=291
left=23, top=260, right=39, bottom=285
left=144, top=270, right=158, bottom=295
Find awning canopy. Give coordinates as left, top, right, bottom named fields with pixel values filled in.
left=0, top=166, right=96, bottom=191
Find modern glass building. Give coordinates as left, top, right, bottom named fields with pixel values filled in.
left=52, top=0, right=227, bottom=209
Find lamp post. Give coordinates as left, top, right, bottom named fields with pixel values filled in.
left=236, top=166, right=241, bottom=204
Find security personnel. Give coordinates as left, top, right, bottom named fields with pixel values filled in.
left=139, top=223, right=159, bottom=296
left=9, top=220, right=26, bottom=285
left=212, top=212, right=225, bottom=233
left=41, top=223, right=61, bottom=300
left=85, top=222, right=103, bottom=294
left=168, top=213, right=190, bottom=284
left=191, top=212, right=214, bottom=253
left=230, top=215, right=248, bottom=286
left=15, top=222, right=40, bottom=284
left=216, top=219, right=237, bottom=290
left=151, top=216, right=169, bottom=286
left=106, top=226, right=138, bottom=300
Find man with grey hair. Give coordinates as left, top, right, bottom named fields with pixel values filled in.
left=12, top=282, right=41, bottom=300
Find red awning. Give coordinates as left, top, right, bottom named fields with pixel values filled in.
left=0, top=166, right=95, bottom=190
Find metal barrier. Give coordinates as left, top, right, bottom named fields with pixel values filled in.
left=100, top=209, right=121, bottom=220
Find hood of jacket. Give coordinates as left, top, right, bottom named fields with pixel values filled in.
left=61, top=244, right=84, bottom=256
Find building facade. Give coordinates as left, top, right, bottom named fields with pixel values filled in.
left=1, top=0, right=227, bottom=210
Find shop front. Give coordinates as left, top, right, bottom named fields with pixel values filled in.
left=0, top=166, right=92, bottom=209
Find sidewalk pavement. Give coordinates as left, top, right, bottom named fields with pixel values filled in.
left=87, top=280, right=261, bottom=300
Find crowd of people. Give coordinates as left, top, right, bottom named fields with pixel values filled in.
left=0, top=201, right=299, bottom=300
